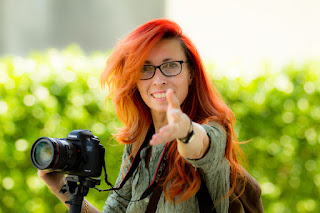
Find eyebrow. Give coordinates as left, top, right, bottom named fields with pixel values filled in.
left=144, top=58, right=174, bottom=65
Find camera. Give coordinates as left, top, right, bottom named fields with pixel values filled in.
left=30, top=130, right=105, bottom=177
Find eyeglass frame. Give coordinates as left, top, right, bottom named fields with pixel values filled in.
left=139, top=60, right=188, bottom=80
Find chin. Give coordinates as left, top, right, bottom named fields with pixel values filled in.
left=151, top=106, right=168, bottom=114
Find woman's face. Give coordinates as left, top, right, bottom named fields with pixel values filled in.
left=136, top=38, right=192, bottom=115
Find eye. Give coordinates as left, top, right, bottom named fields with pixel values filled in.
left=167, top=62, right=179, bottom=68
left=142, top=66, right=154, bottom=72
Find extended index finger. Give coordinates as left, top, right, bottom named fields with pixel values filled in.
left=166, top=89, right=180, bottom=110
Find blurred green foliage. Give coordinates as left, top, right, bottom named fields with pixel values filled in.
left=0, top=45, right=319, bottom=213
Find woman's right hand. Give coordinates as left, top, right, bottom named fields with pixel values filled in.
left=37, top=170, right=101, bottom=212
left=37, top=170, right=66, bottom=193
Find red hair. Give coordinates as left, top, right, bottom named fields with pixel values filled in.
left=101, top=18, right=245, bottom=203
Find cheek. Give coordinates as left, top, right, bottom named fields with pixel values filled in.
left=136, top=81, right=144, bottom=94
left=136, top=82, right=148, bottom=101
left=177, top=80, right=190, bottom=104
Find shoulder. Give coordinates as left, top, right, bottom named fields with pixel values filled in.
left=203, top=121, right=226, bottom=133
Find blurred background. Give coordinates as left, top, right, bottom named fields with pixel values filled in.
left=0, top=0, right=319, bottom=212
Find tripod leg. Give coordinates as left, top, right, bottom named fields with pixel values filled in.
left=65, top=177, right=86, bottom=213
left=67, top=194, right=84, bottom=213
left=60, top=176, right=100, bottom=213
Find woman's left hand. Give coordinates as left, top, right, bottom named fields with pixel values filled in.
left=150, top=89, right=190, bottom=146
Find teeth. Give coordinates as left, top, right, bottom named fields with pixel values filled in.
left=153, top=93, right=166, bottom=99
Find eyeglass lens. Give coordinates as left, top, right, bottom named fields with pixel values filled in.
left=140, top=61, right=183, bottom=80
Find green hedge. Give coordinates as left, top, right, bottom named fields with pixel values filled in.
left=0, top=45, right=319, bottom=213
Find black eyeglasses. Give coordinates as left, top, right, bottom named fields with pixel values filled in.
left=140, top=61, right=188, bottom=80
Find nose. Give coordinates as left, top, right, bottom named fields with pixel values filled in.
left=152, top=67, right=167, bottom=85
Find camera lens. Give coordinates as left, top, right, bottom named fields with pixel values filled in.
left=34, top=141, right=53, bottom=167
left=31, top=137, right=80, bottom=172
left=31, top=138, right=57, bottom=170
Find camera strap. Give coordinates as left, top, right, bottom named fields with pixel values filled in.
left=111, top=124, right=170, bottom=200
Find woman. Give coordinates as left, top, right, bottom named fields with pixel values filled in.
left=38, top=18, right=245, bottom=213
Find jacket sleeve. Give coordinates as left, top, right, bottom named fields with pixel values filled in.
left=103, top=144, right=133, bottom=213
left=185, top=122, right=230, bottom=213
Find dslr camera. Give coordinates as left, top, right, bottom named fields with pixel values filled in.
left=30, top=130, right=105, bottom=177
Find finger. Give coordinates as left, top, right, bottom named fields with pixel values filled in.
left=166, top=89, right=180, bottom=109
left=159, top=124, right=178, bottom=136
left=37, top=170, right=50, bottom=177
left=150, top=132, right=171, bottom=146
left=150, top=125, right=177, bottom=145
left=150, top=133, right=169, bottom=146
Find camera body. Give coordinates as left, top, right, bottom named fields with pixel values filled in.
left=30, top=130, right=105, bottom=177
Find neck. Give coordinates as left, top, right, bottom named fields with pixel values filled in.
left=151, top=111, right=167, bottom=133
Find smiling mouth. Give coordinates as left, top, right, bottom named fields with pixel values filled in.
left=152, top=92, right=166, bottom=99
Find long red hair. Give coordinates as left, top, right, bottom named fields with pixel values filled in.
left=101, top=18, right=244, bottom=203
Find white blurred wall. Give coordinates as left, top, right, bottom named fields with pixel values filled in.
left=2, top=0, right=319, bottom=77
left=0, top=0, right=164, bottom=56
left=166, top=0, right=320, bottom=76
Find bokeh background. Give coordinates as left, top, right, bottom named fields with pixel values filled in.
left=1, top=0, right=320, bottom=212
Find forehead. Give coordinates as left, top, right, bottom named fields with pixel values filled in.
left=145, top=38, right=186, bottom=62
